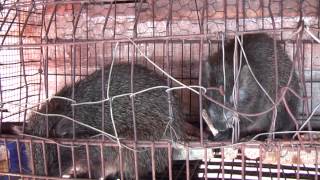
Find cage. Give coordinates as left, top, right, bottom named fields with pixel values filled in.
left=0, top=0, right=320, bottom=179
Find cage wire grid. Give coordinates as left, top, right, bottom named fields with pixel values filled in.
left=0, top=0, right=320, bottom=179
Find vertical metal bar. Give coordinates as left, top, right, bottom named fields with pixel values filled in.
left=119, top=42, right=122, bottom=63
left=131, top=2, right=139, bottom=179
left=194, top=0, right=201, bottom=32
left=198, top=0, right=206, bottom=145
left=223, top=0, right=227, bottom=33
left=280, top=0, right=283, bottom=39
left=318, top=0, right=320, bottom=37
left=163, top=37, right=170, bottom=80
left=166, top=0, right=172, bottom=42
left=44, top=4, right=57, bottom=38
left=131, top=52, right=139, bottom=180
left=128, top=37, right=139, bottom=180
left=54, top=45, right=57, bottom=93
left=315, top=147, right=318, bottom=180
left=303, top=164, right=310, bottom=177
left=186, top=144, right=190, bottom=180
left=101, top=43, right=105, bottom=138
left=41, top=141, right=48, bottom=176
left=235, top=0, right=239, bottom=32
left=277, top=144, right=280, bottom=179
left=242, top=0, right=245, bottom=31
left=99, top=43, right=105, bottom=146
left=100, top=143, right=105, bottom=178
left=261, top=0, right=264, bottom=29
left=178, top=40, right=182, bottom=105
left=205, top=0, right=208, bottom=34
left=15, top=139, right=22, bottom=173
left=71, top=40, right=76, bottom=139
left=63, top=45, right=67, bottom=86
left=18, top=30, right=22, bottom=126
left=85, top=143, right=92, bottom=179
left=113, top=0, right=117, bottom=39
left=102, top=1, right=113, bottom=36
left=168, top=143, right=172, bottom=180
left=119, top=146, right=124, bottom=180
left=300, top=42, right=311, bottom=130
left=297, top=146, right=300, bottom=180
left=302, top=42, right=312, bottom=132
left=133, top=0, right=143, bottom=37
left=310, top=42, right=314, bottom=124
left=221, top=147, right=225, bottom=180
left=232, top=156, right=236, bottom=179
left=145, top=42, right=148, bottom=67
left=4, top=139, right=11, bottom=180
left=199, top=38, right=204, bottom=144
left=281, top=164, right=286, bottom=179
left=79, top=45, right=82, bottom=78
left=189, top=42, right=192, bottom=117
left=268, top=166, right=272, bottom=179
left=71, top=4, right=76, bottom=140
left=71, top=142, right=76, bottom=177
left=19, top=2, right=33, bottom=133
left=152, top=0, right=155, bottom=38
left=165, top=4, right=177, bottom=178
left=202, top=0, right=208, bottom=38
left=71, top=4, right=83, bottom=140
left=54, top=3, right=58, bottom=71
left=86, top=4, right=89, bottom=76
left=0, top=75, right=3, bottom=133
left=57, top=144, right=62, bottom=177
left=268, top=0, right=278, bottom=140
left=72, top=4, right=84, bottom=37
left=259, top=145, right=262, bottom=179
left=180, top=40, right=184, bottom=106
left=29, top=139, right=35, bottom=176
left=41, top=1, right=57, bottom=110
left=127, top=42, right=130, bottom=64
left=300, top=42, right=306, bottom=117
left=95, top=43, right=98, bottom=70
left=163, top=43, right=165, bottom=75
left=40, top=27, right=49, bottom=137
left=151, top=142, right=156, bottom=180
left=204, top=147, right=208, bottom=180
left=241, top=145, right=245, bottom=180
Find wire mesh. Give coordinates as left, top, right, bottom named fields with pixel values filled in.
left=0, top=0, right=320, bottom=179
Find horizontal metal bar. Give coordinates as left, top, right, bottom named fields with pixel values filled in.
left=1, top=28, right=317, bottom=49
left=0, top=135, right=318, bottom=148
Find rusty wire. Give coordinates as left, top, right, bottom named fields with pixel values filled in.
left=1, top=0, right=320, bottom=179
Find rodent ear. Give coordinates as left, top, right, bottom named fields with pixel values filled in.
left=48, top=98, right=64, bottom=111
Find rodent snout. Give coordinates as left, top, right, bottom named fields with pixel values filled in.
left=207, top=106, right=230, bottom=131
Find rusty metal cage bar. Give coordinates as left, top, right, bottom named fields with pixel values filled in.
left=0, top=0, right=320, bottom=179
left=0, top=137, right=319, bottom=178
